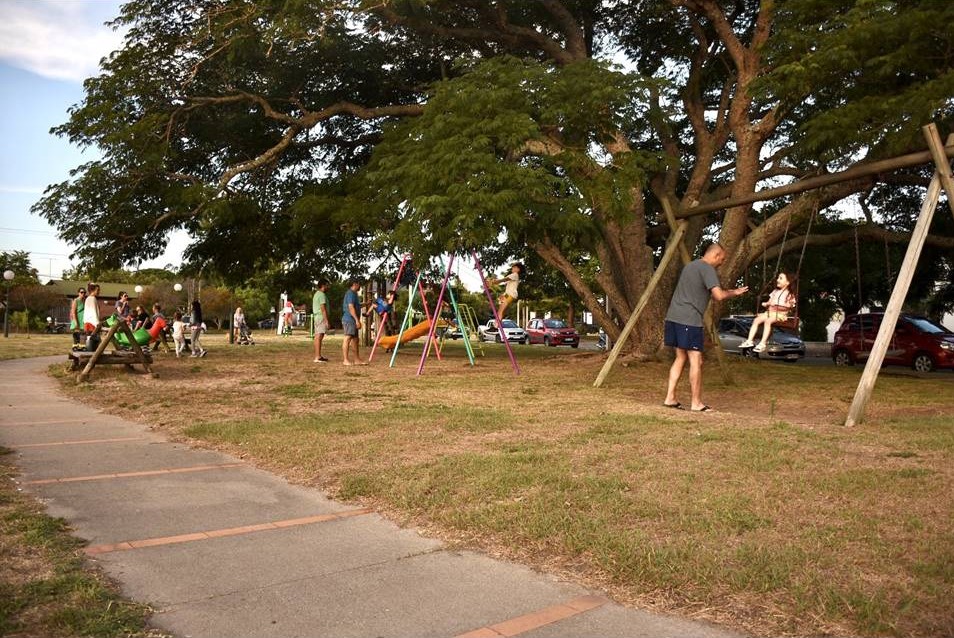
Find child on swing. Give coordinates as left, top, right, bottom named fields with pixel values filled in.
left=741, top=271, right=796, bottom=352
left=489, top=262, right=525, bottom=318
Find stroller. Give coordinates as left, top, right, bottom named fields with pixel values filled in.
left=237, top=321, right=255, bottom=345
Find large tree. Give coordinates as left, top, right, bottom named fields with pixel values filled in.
left=34, top=0, right=954, bottom=353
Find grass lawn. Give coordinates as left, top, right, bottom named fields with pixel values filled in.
left=0, top=447, right=157, bottom=637
left=37, top=331, right=954, bottom=637
left=0, top=333, right=78, bottom=360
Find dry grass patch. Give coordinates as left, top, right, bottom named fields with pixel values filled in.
left=0, top=334, right=76, bottom=361
left=51, top=332, right=954, bottom=637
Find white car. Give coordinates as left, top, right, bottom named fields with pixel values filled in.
left=478, top=319, right=527, bottom=344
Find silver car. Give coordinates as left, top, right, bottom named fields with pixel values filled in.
left=718, top=316, right=805, bottom=362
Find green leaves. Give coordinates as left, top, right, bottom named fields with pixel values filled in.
left=366, top=56, right=657, bottom=257
left=763, top=0, right=954, bottom=162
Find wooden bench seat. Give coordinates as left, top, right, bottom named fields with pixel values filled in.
left=68, top=349, right=154, bottom=371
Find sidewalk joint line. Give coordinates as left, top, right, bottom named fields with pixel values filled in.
left=0, top=418, right=96, bottom=427
left=22, top=462, right=245, bottom=485
left=454, top=595, right=609, bottom=638
left=15, top=437, right=146, bottom=448
left=84, top=508, right=373, bottom=555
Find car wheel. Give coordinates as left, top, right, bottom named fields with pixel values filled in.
left=912, top=352, right=935, bottom=373
left=571, top=343, right=579, bottom=349
left=495, top=333, right=501, bottom=343
left=544, top=336, right=551, bottom=347
left=833, top=349, right=854, bottom=366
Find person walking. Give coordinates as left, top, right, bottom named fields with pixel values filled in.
left=172, top=311, right=187, bottom=357
left=190, top=298, right=207, bottom=357
left=663, top=243, right=747, bottom=412
left=341, top=280, right=364, bottom=366
left=69, top=287, right=86, bottom=351
left=232, top=306, right=246, bottom=343
left=83, top=283, right=102, bottom=352
left=312, top=279, right=330, bottom=363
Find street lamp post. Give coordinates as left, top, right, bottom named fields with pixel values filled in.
left=3, top=270, right=14, bottom=338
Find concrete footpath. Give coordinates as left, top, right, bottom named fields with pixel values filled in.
left=1, top=357, right=741, bottom=638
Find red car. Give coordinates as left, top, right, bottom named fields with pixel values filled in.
left=526, top=318, right=580, bottom=348
left=832, top=312, right=954, bottom=372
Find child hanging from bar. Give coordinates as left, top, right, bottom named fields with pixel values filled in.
left=489, top=262, right=525, bottom=318
left=740, top=271, right=796, bottom=352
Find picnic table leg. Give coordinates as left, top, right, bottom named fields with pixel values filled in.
left=78, top=320, right=122, bottom=382
left=118, top=321, right=153, bottom=374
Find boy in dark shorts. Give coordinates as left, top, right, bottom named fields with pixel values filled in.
left=341, top=280, right=364, bottom=366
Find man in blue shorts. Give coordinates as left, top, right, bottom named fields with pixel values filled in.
left=663, top=243, right=747, bottom=412
left=341, top=280, right=364, bottom=366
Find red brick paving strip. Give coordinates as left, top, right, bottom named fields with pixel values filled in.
left=455, top=595, right=609, bottom=637
left=84, top=508, right=373, bottom=555
left=15, top=437, right=145, bottom=448
left=22, top=462, right=245, bottom=485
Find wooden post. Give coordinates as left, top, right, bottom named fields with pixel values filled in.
left=844, top=129, right=952, bottom=427
left=118, top=321, right=153, bottom=375
left=593, top=220, right=688, bottom=388
left=923, top=125, right=954, bottom=221
left=78, top=319, right=122, bottom=382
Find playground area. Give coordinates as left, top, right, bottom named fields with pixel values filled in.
left=41, top=331, right=954, bottom=637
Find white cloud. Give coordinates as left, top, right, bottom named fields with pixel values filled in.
left=0, top=0, right=125, bottom=82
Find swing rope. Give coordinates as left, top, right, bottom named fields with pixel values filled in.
left=788, top=200, right=818, bottom=329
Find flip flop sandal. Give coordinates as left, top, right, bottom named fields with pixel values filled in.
left=691, top=405, right=713, bottom=412
left=663, top=402, right=683, bottom=410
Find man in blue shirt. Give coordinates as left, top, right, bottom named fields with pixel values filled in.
left=341, top=280, right=364, bottom=365
left=663, top=243, right=747, bottom=412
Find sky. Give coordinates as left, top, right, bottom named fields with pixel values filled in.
left=0, top=0, right=188, bottom=282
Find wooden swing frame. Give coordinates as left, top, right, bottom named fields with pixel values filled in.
left=594, top=124, right=954, bottom=427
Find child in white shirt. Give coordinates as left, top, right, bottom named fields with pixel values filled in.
left=172, top=311, right=186, bottom=358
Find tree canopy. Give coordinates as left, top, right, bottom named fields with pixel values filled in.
left=34, top=0, right=954, bottom=350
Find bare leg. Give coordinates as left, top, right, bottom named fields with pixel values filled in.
left=746, top=314, right=767, bottom=343
left=758, top=318, right=776, bottom=346
left=342, top=336, right=352, bottom=365
left=665, top=348, right=687, bottom=405
left=314, top=333, right=324, bottom=360
left=688, top=350, right=705, bottom=410
left=497, top=296, right=513, bottom=318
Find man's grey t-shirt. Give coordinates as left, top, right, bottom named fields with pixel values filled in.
left=665, top=259, right=721, bottom=327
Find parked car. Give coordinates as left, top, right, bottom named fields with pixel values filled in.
left=444, top=325, right=469, bottom=340
left=478, top=319, right=527, bottom=344
left=831, top=312, right=954, bottom=372
left=257, top=318, right=275, bottom=329
left=718, top=316, right=805, bottom=362
left=526, top=318, right=580, bottom=347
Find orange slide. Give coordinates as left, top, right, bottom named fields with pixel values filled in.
left=377, top=319, right=433, bottom=349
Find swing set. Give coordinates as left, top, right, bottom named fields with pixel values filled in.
left=594, top=123, right=954, bottom=427
left=367, top=252, right=521, bottom=376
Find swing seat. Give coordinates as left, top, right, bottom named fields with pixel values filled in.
left=775, top=317, right=800, bottom=333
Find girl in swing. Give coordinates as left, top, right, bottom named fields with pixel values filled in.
left=740, top=271, right=796, bottom=352
left=490, top=262, right=525, bottom=318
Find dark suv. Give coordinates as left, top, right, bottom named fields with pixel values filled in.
left=832, top=313, right=954, bottom=372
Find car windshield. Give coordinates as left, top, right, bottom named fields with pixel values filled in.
left=500, top=320, right=518, bottom=328
left=543, top=319, right=566, bottom=328
left=904, top=316, right=950, bottom=334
